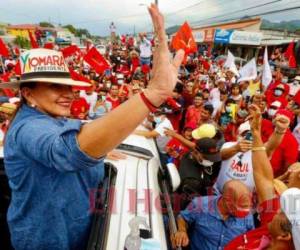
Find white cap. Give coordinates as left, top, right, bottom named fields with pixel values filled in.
left=280, top=188, right=300, bottom=250
left=238, top=121, right=251, bottom=135
left=9, top=97, right=20, bottom=104
left=217, top=77, right=226, bottom=83
left=270, top=101, right=282, bottom=109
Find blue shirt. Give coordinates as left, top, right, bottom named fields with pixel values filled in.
left=180, top=196, right=254, bottom=250
left=4, top=104, right=104, bottom=250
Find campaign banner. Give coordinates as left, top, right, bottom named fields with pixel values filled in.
left=230, top=30, right=262, bottom=46
left=214, top=29, right=233, bottom=44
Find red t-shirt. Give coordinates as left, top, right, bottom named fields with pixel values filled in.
left=182, top=92, right=195, bottom=109
left=224, top=197, right=280, bottom=250
left=261, top=119, right=274, bottom=143
left=185, top=105, right=202, bottom=126
left=106, top=95, right=120, bottom=110
left=70, top=98, right=89, bottom=119
left=223, top=122, right=238, bottom=142
left=270, top=130, right=298, bottom=177
left=166, top=138, right=190, bottom=167
left=131, top=57, right=140, bottom=73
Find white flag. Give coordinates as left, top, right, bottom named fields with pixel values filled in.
left=224, top=50, right=239, bottom=76
left=238, top=58, right=257, bottom=83
left=224, top=50, right=235, bottom=68
left=262, top=47, right=272, bottom=88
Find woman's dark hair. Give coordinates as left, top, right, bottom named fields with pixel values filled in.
left=8, top=82, right=37, bottom=127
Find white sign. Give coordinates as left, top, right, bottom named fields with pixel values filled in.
left=230, top=30, right=262, bottom=46
left=192, top=31, right=204, bottom=43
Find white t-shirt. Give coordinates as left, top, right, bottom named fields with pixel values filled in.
left=139, top=38, right=152, bottom=58
left=214, top=142, right=255, bottom=194
left=288, top=82, right=300, bottom=97
left=154, top=118, right=173, bottom=154
left=210, top=88, right=220, bottom=106
left=80, top=91, right=98, bottom=117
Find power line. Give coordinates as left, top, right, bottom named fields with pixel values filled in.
left=191, top=0, right=282, bottom=24
left=193, top=5, right=300, bottom=27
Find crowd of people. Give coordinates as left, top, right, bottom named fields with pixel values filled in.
left=0, top=4, right=299, bottom=249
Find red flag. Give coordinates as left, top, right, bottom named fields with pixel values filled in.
left=14, top=47, right=20, bottom=56
left=0, top=38, right=10, bottom=57
left=0, top=72, right=14, bottom=97
left=284, top=41, right=297, bottom=68
left=69, top=68, right=91, bottom=90
left=44, top=42, right=54, bottom=50
left=83, top=47, right=110, bottom=74
left=14, top=61, right=21, bottom=76
left=0, top=72, right=10, bottom=82
left=28, top=30, right=39, bottom=48
left=171, top=22, right=197, bottom=54
left=61, top=45, right=80, bottom=58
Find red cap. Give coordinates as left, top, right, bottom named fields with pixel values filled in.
left=275, top=109, right=294, bottom=123
left=184, top=121, right=197, bottom=130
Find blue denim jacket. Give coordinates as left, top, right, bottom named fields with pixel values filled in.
left=4, top=104, right=104, bottom=250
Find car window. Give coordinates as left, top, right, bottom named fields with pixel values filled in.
left=87, top=162, right=117, bottom=250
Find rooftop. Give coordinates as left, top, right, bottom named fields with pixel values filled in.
left=193, top=17, right=262, bottom=31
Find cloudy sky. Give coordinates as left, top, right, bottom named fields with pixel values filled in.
left=0, top=0, right=299, bottom=35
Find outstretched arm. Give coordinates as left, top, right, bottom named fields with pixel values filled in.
left=77, top=4, right=184, bottom=158
left=249, top=105, right=289, bottom=204
left=164, top=128, right=195, bottom=149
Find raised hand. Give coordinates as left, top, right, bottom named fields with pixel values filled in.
left=273, top=114, right=290, bottom=134
left=248, top=104, right=262, bottom=135
left=145, top=4, right=184, bottom=107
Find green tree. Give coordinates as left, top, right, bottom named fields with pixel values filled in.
left=75, top=28, right=91, bottom=38
left=39, top=22, right=54, bottom=28
left=14, top=36, right=31, bottom=49
left=63, top=24, right=77, bottom=35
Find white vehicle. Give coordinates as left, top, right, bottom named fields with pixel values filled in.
left=87, top=133, right=181, bottom=250
left=96, top=44, right=106, bottom=55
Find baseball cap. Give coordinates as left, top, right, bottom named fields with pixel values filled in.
left=192, top=123, right=217, bottom=140
left=195, top=138, right=221, bottom=162
left=184, top=121, right=197, bottom=130
left=238, top=121, right=251, bottom=135
left=280, top=188, right=300, bottom=250
left=270, top=101, right=282, bottom=109
left=276, top=109, right=294, bottom=123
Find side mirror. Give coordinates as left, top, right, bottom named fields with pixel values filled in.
left=166, top=163, right=181, bottom=192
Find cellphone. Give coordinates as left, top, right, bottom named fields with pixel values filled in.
left=245, top=131, right=253, bottom=141
left=105, top=69, right=111, bottom=77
